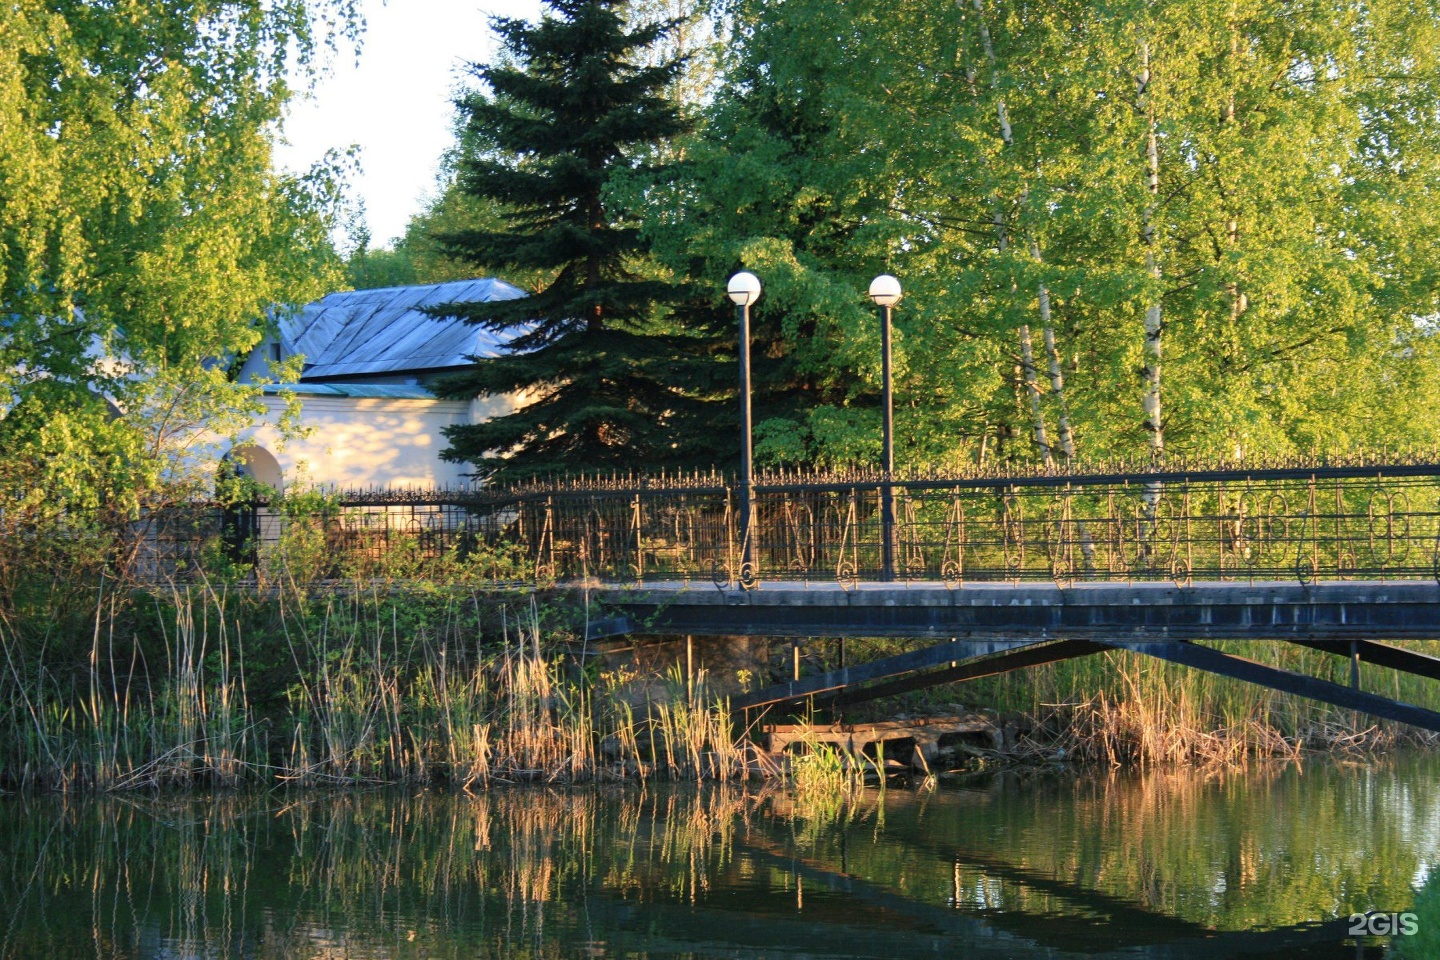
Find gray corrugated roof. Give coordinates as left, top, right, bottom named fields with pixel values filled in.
left=260, top=383, right=437, bottom=399
left=281, top=278, right=526, bottom=380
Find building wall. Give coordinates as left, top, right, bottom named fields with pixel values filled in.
left=234, top=336, right=286, bottom=385
left=235, top=393, right=514, bottom=490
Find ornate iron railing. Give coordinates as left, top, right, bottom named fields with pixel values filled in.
left=130, top=456, right=1440, bottom=586
left=484, top=462, right=1440, bottom=587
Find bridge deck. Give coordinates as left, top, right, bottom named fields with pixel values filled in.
left=596, top=579, right=1440, bottom=640
left=592, top=579, right=1440, bottom=730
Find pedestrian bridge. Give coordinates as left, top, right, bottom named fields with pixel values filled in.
left=489, top=455, right=1440, bottom=732
left=244, top=454, right=1440, bottom=732
left=498, top=455, right=1440, bottom=589
left=592, top=579, right=1440, bottom=731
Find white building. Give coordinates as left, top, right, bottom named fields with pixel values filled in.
left=229, top=278, right=526, bottom=492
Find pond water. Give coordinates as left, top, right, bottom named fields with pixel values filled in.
left=3, top=756, right=1440, bottom=958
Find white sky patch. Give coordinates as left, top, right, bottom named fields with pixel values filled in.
left=275, top=0, right=544, bottom=247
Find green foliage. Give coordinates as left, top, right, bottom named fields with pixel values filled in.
left=344, top=240, right=418, bottom=290
left=344, top=179, right=543, bottom=292
left=639, top=17, right=898, bottom=467
left=0, top=0, right=356, bottom=519
left=626, top=0, right=725, bottom=105
left=1399, top=869, right=1440, bottom=959
left=430, top=0, right=710, bottom=479
left=652, top=0, right=1440, bottom=468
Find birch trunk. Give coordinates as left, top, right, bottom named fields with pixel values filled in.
left=1138, top=42, right=1164, bottom=460
left=965, top=0, right=1073, bottom=467
left=1135, top=41, right=1166, bottom=569
left=1032, top=240, right=1077, bottom=461
left=1223, top=17, right=1248, bottom=362
left=967, top=0, right=1095, bottom=580
left=1019, top=323, right=1054, bottom=465
left=1035, top=242, right=1092, bottom=567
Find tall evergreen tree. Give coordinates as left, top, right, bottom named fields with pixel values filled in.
left=433, top=0, right=695, bottom=480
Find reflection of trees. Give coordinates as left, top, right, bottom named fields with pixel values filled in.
left=805, top=760, right=1440, bottom=933
left=0, top=787, right=770, bottom=959
left=1, top=761, right=1438, bottom=957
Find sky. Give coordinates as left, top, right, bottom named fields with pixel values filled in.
left=274, top=0, right=544, bottom=249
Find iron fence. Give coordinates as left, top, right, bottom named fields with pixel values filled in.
left=505, top=465, right=1440, bottom=587
left=129, top=458, right=1440, bottom=587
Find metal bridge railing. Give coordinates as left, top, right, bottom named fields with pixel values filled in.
left=127, top=459, right=1440, bottom=587
left=502, top=465, right=1440, bottom=587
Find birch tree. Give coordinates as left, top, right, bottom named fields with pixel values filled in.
left=963, top=0, right=1090, bottom=465
left=962, top=0, right=1052, bottom=465
left=627, top=0, right=724, bottom=104
left=661, top=0, right=1440, bottom=467
left=0, top=0, right=358, bottom=514
left=1136, top=40, right=1165, bottom=458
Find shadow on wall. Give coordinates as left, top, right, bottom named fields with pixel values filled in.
left=240, top=394, right=480, bottom=488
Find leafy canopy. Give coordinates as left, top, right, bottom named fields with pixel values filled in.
left=654, top=0, right=1440, bottom=468
left=0, top=0, right=359, bottom=515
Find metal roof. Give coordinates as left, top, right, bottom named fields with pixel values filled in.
left=260, top=383, right=437, bottom=399
left=281, top=278, right=526, bottom=380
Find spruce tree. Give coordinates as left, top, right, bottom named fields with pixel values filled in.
left=433, top=0, right=694, bottom=480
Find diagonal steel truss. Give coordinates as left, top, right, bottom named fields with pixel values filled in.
left=735, top=635, right=1440, bottom=733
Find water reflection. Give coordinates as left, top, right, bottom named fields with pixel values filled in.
left=3, top=756, right=1438, bottom=959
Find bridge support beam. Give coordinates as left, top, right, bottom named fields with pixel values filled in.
left=1286, top=638, right=1440, bottom=683
left=729, top=632, right=1440, bottom=734
left=732, top=638, right=1099, bottom=711
left=823, top=639, right=1107, bottom=708
left=1103, top=640, right=1440, bottom=733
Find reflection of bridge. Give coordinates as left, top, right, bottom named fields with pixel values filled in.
left=232, top=456, right=1440, bottom=732
left=730, top=833, right=1361, bottom=960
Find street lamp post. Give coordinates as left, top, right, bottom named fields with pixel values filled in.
left=728, top=271, right=762, bottom=585
left=869, top=274, right=902, bottom=582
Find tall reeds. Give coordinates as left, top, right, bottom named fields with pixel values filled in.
left=0, top=582, right=755, bottom=791
left=9, top=583, right=1438, bottom=788
left=0, top=584, right=262, bottom=791
left=949, top=642, right=1440, bottom=765
left=6, top=498, right=1440, bottom=788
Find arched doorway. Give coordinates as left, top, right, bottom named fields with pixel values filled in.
left=220, top=445, right=284, bottom=568
left=227, top=445, right=284, bottom=494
